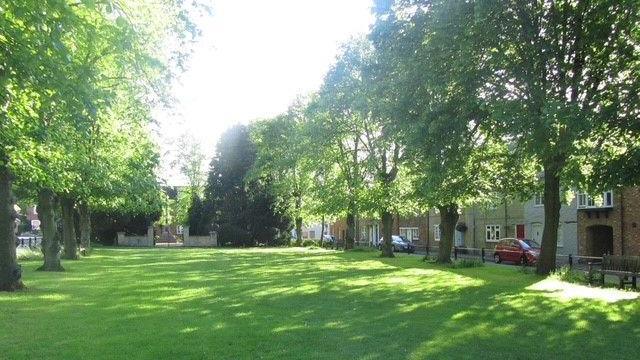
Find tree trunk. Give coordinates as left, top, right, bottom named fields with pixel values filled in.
left=37, top=189, right=63, bottom=271
left=295, top=217, right=303, bottom=244
left=380, top=210, right=394, bottom=258
left=437, top=204, right=459, bottom=264
left=319, top=215, right=325, bottom=247
left=61, top=197, right=78, bottom=260
left=536, top=163, right=561, bottom=275
left=78, top=202, right=91, bottom=256
left=0, top=161, right=24, bottom=291
left=345, top=212, right=355, bottom=250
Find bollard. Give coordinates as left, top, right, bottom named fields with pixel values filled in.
left=481, top=248, right=485, bottom=263
left=568, top=254, right=573, bottom=270
left=454, top=246, right=458, bottom=260
left=29, top=238, right=32, bottom=247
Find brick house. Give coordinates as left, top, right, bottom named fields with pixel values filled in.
left=577, top=187, right=640, bottom=256
left=330, top=198, right=526, bottom=251
left=331, top=215, right=429, bottom=248
left=427, top=200, right=526, bottom=250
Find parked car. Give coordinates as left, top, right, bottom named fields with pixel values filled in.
left=378, top=235, right=415, bottom=253
left=493, top=238, right=540, bottom=265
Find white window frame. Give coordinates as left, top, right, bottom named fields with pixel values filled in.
left=486, top=225, right=501, bottom=242
left=433, top=225, right=440, bottom=242
left=400, top=227, right=419, bottom=242
left=533, top=194, right=543, bottom=207
left=577, top=190, right=613, bottom=209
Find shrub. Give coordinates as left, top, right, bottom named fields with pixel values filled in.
left=17, top=248, right=43, bottom=261
left=448, top=259, right=484, bottom=268
left=302, top=239, right=316, bottom=247
left=550, top=266, right=588, bottom=284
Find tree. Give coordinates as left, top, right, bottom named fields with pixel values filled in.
left=481, top=0, right=640, bottom=274
left=1, top=0, right=202, bottom=286
left=310, top=40, right=376, bottom=250
left=252, top=98, right=316, bottom=245
left=370, top=0, right=515, bottom=262
left=204, top=125, right=290, bottom=246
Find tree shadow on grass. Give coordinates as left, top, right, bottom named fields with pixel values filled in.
left=2, top=247, right=639, bottom=359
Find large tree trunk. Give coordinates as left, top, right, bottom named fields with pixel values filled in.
left=61, top=197, right=78, bottom=260
left=536, top=163, right=561, bottom=275
left=437, top=204, right=459, bottom=264
left=78, top=202, right=91, bottom=256
left=295, top=217, right=303, bottom=244
left=0, top=161, right=24, bottom=291
left=380, top=210, right=394, bottom=258
left=345, top=212, right=355, bottom=250
left=37, top=189, right=63, bottom=271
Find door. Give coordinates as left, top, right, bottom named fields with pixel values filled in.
left=454, top=230, right=464, bottom=247
left=531, top=223, right=543, bottom=243
left=516, top=224, right=525, bottom=239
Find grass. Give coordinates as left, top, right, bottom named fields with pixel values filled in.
left=1, top=247, right=639, bottom=359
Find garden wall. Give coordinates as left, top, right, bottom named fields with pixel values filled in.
left=117, top=226, right=154, bottom=247
left=183, top=226, right=217, bottom=247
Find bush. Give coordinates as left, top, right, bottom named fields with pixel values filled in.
left=17, top=248, right=43, bottom=261
left=517, top=265, right=534, bottom=274
left=448, top=259, right=484, bottom=268
left=550, top=266, right=588, bottom=284
left=302, top=239, right=316, bottom=247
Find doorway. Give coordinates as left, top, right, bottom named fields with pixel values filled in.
left=586, top=225, right=613, bottom=256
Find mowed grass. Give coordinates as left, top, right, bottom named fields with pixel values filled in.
left=1, top=248, right=639, bottom=359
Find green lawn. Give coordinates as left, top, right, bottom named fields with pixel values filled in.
left=1, top=248, right=639, bottom=359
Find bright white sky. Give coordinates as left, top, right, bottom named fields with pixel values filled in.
left=156, top=0, right=374, bottom=185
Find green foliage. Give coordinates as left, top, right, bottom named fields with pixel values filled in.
left=203, top=125, right=291, bottom=246
left=16, top=248, right=43, bottom=261
left=187, top=195, right=210, bottom=236
left=91, top=209, right=158, bottom=245
left=550, top=266, right=589, bottom=285
left=301, top=239, right=317, bottom=247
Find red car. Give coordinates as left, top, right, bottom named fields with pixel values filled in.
left=493, top=238, right=541, bottom=265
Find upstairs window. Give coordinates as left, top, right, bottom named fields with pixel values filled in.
left=533, top=194, right=543, bottom=206
left=577, top=191, right=613, bottom=209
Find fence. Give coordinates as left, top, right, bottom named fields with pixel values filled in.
left=418, top=245, right=602, bottom=271
left=16, top=237, right=42, bottom=248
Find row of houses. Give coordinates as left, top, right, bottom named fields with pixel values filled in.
left=327, top=187, right=640, bottom=257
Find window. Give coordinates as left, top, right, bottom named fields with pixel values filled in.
left=486, top=225, right=501, bottom=242
left=577, top=191, right=613, bottom=209
left=533, top=194, right=543, bottom=206
left=434, top=225, right=440, bottom=241
left=400, top=227, right=419, bottom=242
left=309, top=230, right=316, bottom=239
left=557, top=224, right=564, bottom=248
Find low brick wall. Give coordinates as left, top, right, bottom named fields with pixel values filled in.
left=184, top=235, right=217, bottom=247
left=117, top=227, right=154, bottom=247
